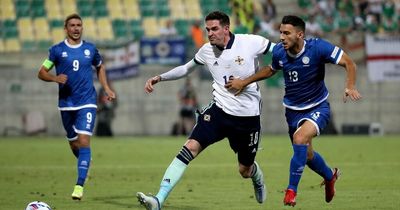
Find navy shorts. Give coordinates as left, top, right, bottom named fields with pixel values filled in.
left=189, top=102, right=261, bottom=166
left=61, top=108, right=97, bottom=140
left=285, top=100, right=331, bottom=141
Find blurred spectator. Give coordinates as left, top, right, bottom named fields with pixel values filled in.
left=160, top=19, right=177, bottom=38
left=172, top=77, right=198, bottom=136
left=319, top=15, right=335, bottom=34
left=96, top=86, right=118, bottom=137
left=305, top=15, right=323, bottom=38
left=190, top=20, right=205, bottom=49
left=232, top=0, right=255, bottom=33
left=381, top=0, right=396, bottom=19
left=317, top=0, right=336, bottom=17
left=365, top=13, right=380, bottom=34
left=261, top=0, right=277, bottom=21
left=382, top=16, right=398, bottom=35
left=259, top=13, right=279, bottom=37
left=334, top=8, right=353, bottom=47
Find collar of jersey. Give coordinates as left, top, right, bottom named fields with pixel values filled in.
left=64, top=39, right=83, bottom=48
left=216, top=32, right=235, bottom=51
left=287, top=40, right=306, bottom=58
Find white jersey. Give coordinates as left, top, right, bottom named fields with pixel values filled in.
left=195, top=33, right=273, bottom=116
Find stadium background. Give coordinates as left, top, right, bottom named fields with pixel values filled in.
left=0, top=0, right=399, bottom=136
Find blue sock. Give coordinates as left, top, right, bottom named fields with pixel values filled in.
left=288, top=144, right=308, bottom=192
left=307, top=151, right=333, bottom=181
left=76, top=147, right=91, bottom=186
left=156, top=146, right=193, bottom=206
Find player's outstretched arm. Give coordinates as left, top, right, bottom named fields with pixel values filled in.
left=144, top=75, right=161, bottom=93
left=225, top=65, right=276, bottom=95
left=337, top=52, right=362, bottom=103
left=96, top=64, right=116, bottom=101
left=38, top=66, right=67, bottom=84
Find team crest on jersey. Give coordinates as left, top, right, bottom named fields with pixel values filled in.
left=84, top=49, right=91, bottom=58
left=204, top=114, right=211, bottom=121
left=62, top=51, right=68, bottom=57
left=302, top=56, right=310, bottom=65
left=234, top=56, right=244, bottom=65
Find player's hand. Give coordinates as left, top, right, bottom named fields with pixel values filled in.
left=105, top=88, right=116, bottom=101
left=144, top=76, right=161, bottom=93
left=55, top=74, right=68, bottom=84
left=225, top=77, right=245, bottom=96
left=343, top=88, right=362, bottom=103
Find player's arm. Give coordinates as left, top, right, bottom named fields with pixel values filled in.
left=145, top=59, right=198, bottom=93
left=337, top=52, right=362, bottom=102
left=96, top=64, right=116, bottom=101
left=225, top=65, right=277, bottom=95
left=37, top=59, right=67, bottom=84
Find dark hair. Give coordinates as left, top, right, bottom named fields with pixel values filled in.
left=205, top=11, right=230, bottom=26
left=64, top=13, right=82, bottom=28
left=281, top=15, right=305, bottom=32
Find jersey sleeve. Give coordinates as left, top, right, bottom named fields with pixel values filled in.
left=92, top=47, right=103, bottom=67
left=248, top=34, right=273, bottom=55
left=194, top=45, right=207, bottom=65
left=270, top=45, right=281, bottom=71
left=317, top=38, right=343, bottom=64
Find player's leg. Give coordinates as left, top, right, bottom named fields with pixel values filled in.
left=71, top=108, right=96, bottom=200
left=229, top=115, right=266, bottom=204
left=137, top=102, right=223, bottom=209
left=284, top=120, right=316, bottom=206
left=61, top=110, right=79, bottom=158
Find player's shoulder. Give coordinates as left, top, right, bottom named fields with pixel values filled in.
left=272, top=42, right=286, bottom=56
left=306, top=37, right=331, bottom=47
left=81, top=40, right=97, bottom=49
left=235, top=33, right=268, bottom=42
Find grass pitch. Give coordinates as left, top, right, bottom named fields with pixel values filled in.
left=0, top=135, right=399, bottom=210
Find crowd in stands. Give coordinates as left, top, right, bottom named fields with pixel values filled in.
left=232, top=0, right=399, bottom=43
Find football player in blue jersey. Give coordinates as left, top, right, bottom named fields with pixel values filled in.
left=226, top=15, right=362, bottom=206
left=37, top=14, right=116, bottom=200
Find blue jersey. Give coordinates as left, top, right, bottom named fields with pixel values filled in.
left=271, top=38, right=343, bottom=110
left=47, top=40, right=102, bottom=110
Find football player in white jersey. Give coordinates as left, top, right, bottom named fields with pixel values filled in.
left=137, top=11, right=275, bottom=210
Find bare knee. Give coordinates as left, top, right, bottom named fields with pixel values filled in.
left=239, top=164, right=252, bottom=178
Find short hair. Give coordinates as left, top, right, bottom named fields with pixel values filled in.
left=281, top=15, right=305, bottom=32
left=205, top=11, right=230, bottom=26
left=64, top=13, right=82, bottom=28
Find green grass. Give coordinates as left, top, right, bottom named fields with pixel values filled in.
left=1, top=135, right=399, bottom=210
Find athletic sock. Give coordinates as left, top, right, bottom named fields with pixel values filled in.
left=251, top=161, right=263, bottom=184
left=288, top=144, right=308, bottom=192
left=156, top=146, right=194, bottom=205
left=306, top=151, right=333, bottom=181
left=76, top=147, right=91, bottom=186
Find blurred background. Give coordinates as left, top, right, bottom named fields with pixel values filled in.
left=0, top=0, right=399, bottom=136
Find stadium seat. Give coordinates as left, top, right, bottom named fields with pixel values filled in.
left=185, top=0, right=202, bottom=19
left=107, top=0, right=124, bottom=19
left=122, top=0, right=140, bottom=20
left=94, top=0, right=109, bottom=17
left=45, top=0, right=63, bottom=20
left=77, top=0, right=93, bottom=17
left=18, top=18, right=35, bottom=41
left=4, top=38, right=21, bottom=52
left=15, top=0, right=31, bottom=17
left=51, top=28, right=65, bottom=44
left=96, top=17, right=114, bottom=40
left=142, top=17, right=160, bottom=37
left=31, top=0, right=46, bottom=17
left=3, top=20, right=19, bottom=39
left=169, top=0, right=186, bottom=19
left=129, top=19, right=144, bottom=39
left=112, top=19, right=128, bottom=38
left=34, top=17, right=51, bottom=41
left=61, top=0, right=78, bottom=16
left=0, top=0, right=16, bottom=20
left=81, top=17, right=97, bottom=41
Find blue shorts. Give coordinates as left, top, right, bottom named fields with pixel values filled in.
left=61, top=108, right=97, bottom=141
left=285, top=100, right=331, bottom=141
left=189, top=102, right=261, bottom=166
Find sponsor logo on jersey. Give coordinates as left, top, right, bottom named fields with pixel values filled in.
left=331, top=46, right=339, bottom=59
left=62, top=51, right=68, bottom=57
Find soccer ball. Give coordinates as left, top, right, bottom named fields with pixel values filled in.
left=25, top=201, right=52, bottom=210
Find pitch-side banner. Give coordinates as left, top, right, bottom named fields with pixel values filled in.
left=140, top=37, right=186, bottom=65
left=101, top=41, right=140, bottom=80
left=366, top=34, right=400, bottom=82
